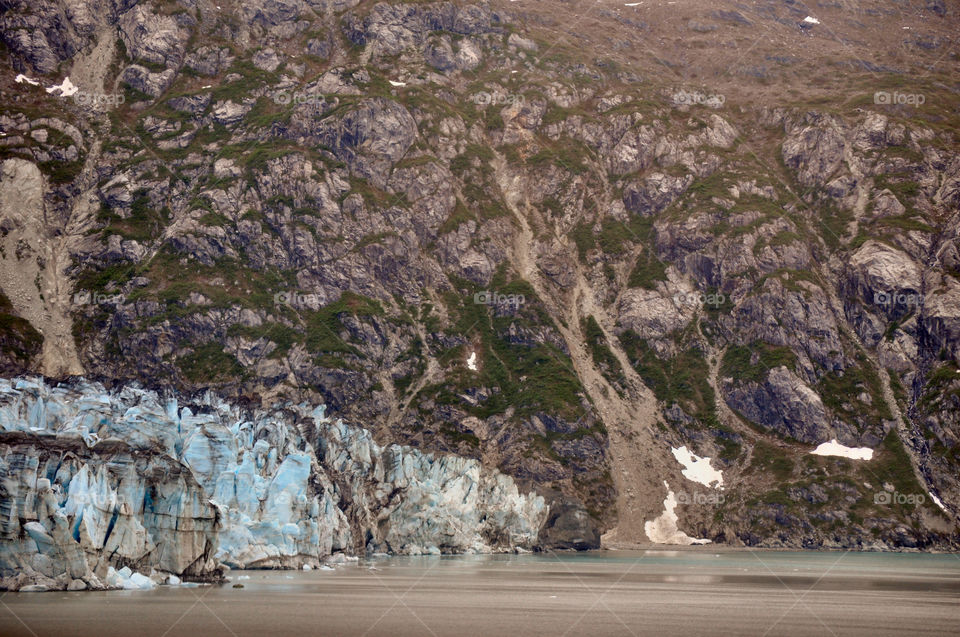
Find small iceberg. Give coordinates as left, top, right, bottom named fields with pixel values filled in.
left=810, top=440, right=873, bottom=460
left=106, top=566, right=157, bottom=590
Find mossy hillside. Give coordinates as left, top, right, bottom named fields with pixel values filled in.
left=0, top=292, right=43, bottom=368
left=415, top=270, right=587, bottom=424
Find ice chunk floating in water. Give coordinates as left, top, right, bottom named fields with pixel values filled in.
left=671, top=446, right=723, bottom=489
left=810, top=440, right=873, bottom=460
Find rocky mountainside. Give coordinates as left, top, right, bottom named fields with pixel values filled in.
left=0, top=0, right=958, bottom=552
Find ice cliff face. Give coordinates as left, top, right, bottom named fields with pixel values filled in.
left=0, top=377, right=547, bottom=591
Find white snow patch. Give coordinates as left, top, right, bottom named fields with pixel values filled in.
left=929, top=493, right=947, bottom=511
left=467, top=351, right=478, bottom=371
left=671, top=446, right=724, bottom=489
left=46, top=77, right=78, bottom=97
left=802, top=16, right=820, bottom=25
left=15, top=74, right=40, bottom=86
left=810, top=439, right=873, bottom=460
left=624, top=2, right=641, bottom=5
left=389, top=80, right=407, bottom=87
left=644, top=482, right=712, bottom=545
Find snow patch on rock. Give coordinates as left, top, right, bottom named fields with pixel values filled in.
left=46, top=77, right=78, bottom=97
left=644, top=482, right=712, bottom=545
left=671, top=446, right=724, bottom=489
left=810, top=440, right=874, bottom=460
left=929, top=493, right=947, bottom=511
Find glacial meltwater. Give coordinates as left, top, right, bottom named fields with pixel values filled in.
left=1, top=550, right=958, bottom=637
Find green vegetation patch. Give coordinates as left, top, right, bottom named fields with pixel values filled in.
left=0, top=292, right=42, bottom=366
left=621, top=330, right=719, bottom=428
left=720, top=342, right=797, bottom=384
left=748, top=439, right=795, bottom=481
left=178, top=342, right=244, bottom=383
left=421, top=270, right=586, bottom=422
left=816, top=350, right=893, bottom=423
left=582, top=315, right=623, bottom=384
left=628, top=248, right=668, bottom=289
left=304, top=291, right=384, bottom=358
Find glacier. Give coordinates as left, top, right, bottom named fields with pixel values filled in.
left=0, top=377, right=547, bottom=591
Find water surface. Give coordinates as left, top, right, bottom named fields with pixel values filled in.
left=2, top=550, right=958, bottom=636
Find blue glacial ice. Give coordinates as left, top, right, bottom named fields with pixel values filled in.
left=0, top=377, right=547, bottom=591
